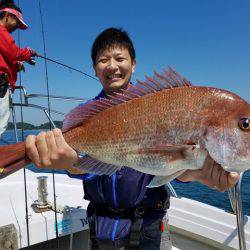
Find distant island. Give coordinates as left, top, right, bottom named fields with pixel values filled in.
left=7, top=121, right=63, bottom=130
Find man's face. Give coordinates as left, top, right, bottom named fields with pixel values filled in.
left=94, top=46, right=136, bottom=94
left=5, top=13, right=19, bottom=33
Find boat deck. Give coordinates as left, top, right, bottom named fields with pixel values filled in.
left=0, top=169, right=89, bottom=248
left=1, top=169, right=250, bottom=249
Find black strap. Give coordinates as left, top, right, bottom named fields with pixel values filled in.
left=0, top=73, right=8, bottom=83
left=0, top=73, right=9, bottom=98
left=128, top=207, right=144, bottom=247
left=88, top=208, right=99, bottom=250
left=0, top=83, right=8, bottom=98
left=129, top=218, right=142, bottom=247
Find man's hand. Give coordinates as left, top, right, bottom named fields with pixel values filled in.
left=27, top=49, right=38, bottom=66
left=26, top=59, right=36, bottom=66
left=29, top=49, right=38, bottom=57
left=17, top=61, right=25, bottom=72
left=26, top=128, right=85, bottom=174
left=178, top=155, right=240, bottom=192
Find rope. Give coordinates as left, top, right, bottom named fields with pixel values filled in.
left=37, top=54, right=99, bottom=82
left=38, top=1, right=60, bottom=249
left=17, top=0, right=31, bottom=248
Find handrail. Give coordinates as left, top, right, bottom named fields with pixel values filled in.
left=14, top=85, right=88, bottom=105
left=12, top=103, right=66, bottom=116
left=26, top=94, right=88, bottom=102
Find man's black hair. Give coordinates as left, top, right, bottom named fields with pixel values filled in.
left=91, top=27, right=136, bottom=65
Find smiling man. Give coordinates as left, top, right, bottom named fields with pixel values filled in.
left=26, top=27, right=239, bottom=250
left=93, top=40, right=136, bottom=94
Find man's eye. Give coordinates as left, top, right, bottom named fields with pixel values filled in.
left=98, top=59, right=107, bottom=64
left=117, top=57, right=125, bottom=62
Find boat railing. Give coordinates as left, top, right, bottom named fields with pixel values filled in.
left=10, top=85, right=89, bottom=130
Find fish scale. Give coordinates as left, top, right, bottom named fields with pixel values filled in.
left=64, top=87, right=207, bottom=151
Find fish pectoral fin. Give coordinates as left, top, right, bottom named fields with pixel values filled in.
left=147, top=170, right=186, bottom=188
left=136, top=143, right=199, bottom=162
left=74, top=154, right=121, bottom=176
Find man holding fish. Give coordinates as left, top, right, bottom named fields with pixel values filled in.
left=25, top=28, right=240, bottom=249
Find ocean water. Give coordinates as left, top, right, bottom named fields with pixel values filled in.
left=1, top=130, right=250, bottom=215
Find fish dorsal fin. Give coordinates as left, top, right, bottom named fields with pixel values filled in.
left=62, top=66, right=192, bottom=132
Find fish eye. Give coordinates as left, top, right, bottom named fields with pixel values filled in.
left=239, top=118, right=250, bottom=131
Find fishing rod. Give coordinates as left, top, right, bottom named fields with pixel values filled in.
left=36, top=54, right=99, bottom=82
left=37, top=0, right=60, bottom=247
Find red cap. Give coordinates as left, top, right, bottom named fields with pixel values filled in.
left=0, top=7, right=28, bottom=30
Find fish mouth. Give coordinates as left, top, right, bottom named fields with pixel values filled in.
left=222, top=160, right=250, bottom=173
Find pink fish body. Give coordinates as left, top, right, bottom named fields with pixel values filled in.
left=1, top=67, right=248, bottom=184
left=62, top=68, right=250, bottom=187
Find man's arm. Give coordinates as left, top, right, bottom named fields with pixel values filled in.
left=0, top=28, right=32, bottom=63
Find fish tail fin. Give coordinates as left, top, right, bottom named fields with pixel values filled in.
left=0, top=142, right=30, bottom=179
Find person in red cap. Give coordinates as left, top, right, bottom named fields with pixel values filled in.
left=0, top=0, right=37, bottom=137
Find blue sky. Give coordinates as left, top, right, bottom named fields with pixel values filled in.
left=12, top=0, right=250, bottom=125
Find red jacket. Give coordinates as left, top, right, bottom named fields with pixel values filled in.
left=0, top=25, right=31, bottom=92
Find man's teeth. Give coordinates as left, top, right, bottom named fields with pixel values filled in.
left=107, top=74, right=122, bottom=79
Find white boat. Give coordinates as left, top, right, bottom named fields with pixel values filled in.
left=1, top=167, right=250, bottom=250
left=169, top=196, right=250, bottom=250
left=0, top=168, right=90, bottom=250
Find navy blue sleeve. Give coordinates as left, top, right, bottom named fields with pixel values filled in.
left=67, top=172, right=97, bottom=181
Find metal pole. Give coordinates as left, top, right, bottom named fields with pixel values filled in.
left=43, top=109, right=57, bottom=129
left=37, top=176, right=49, bottom=208
left=26, top=93, right=88, bottom=102
left=166, top=182, right=178, bottom=198
left=235, top=172, right=246, bottom=250
left=228, top=188, right=236, bottom=213
left=11, top=107, right=19, bottom=143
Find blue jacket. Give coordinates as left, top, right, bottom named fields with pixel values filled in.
left=68, top=89, right=170, bottom=241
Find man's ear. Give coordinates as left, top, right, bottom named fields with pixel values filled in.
left=93, top=64, right=97, bottom=76
left=4, top=12, right=9, bottom=22
left=132, top=59, right=136, bottom=73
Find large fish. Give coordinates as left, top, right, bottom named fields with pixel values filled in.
left=1, top=67, right=250, bottom=187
